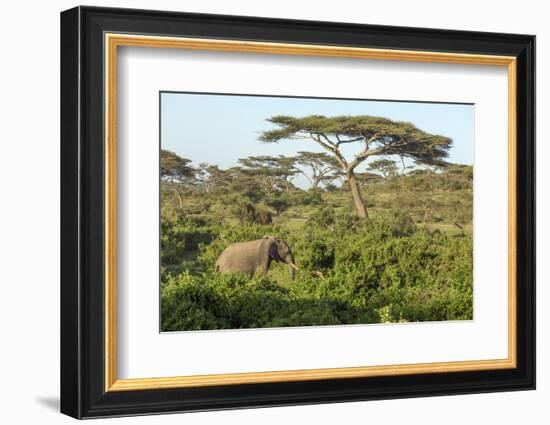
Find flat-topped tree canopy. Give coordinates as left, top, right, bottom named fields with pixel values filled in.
left=259, top=115, right=453, bottom=219
left=238, top=155, right=297, bottom=176
left=238, top=155, right=299, bottom=192
left=368, top=159, right=398, bottom=178
left=160, top=149, right=195, bottom=180
left=293, top=151, right=343, bottom=189
left=260, top=115, right=452, bottom=167
left=160, top=149, right=196, bottom=209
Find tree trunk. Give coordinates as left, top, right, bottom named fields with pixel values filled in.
left=170, top=180, right=184, bottom=209
left=347, top=172, right=369, bottom=219
left=312, top=178, right=320, bottom=189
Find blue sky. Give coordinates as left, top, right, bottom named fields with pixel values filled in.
left=161, top=92, right=474, bottom=186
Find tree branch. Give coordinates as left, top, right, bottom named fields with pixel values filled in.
left=310, top=133, right=334, bottom=151
left=309, top=133, right=349, bottom=169
left=319, top=133, right=337, bottom=147
left=296, top=168, right=315, bottom=187
left=336, top=135, right=363, bottom=147
left=348, top=144, right=371, bottom=171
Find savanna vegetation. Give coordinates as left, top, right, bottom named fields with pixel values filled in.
left=160, top=115, right=473, bottom=331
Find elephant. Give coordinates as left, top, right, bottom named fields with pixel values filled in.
left=215, top=237, right=298, bottom=279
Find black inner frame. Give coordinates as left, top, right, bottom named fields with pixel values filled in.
left=60, top=6, right=535, bottom=419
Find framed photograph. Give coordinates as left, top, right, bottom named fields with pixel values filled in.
left=60, top=6, right=535, bottom=419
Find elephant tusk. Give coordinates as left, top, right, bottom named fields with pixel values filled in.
left=289, top=263, right=300, bottom=271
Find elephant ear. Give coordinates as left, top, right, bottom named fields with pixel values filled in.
left=268, top=240, right=282, bottom=261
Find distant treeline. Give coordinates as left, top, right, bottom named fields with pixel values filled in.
left=161, top=149, right=472, bottom=233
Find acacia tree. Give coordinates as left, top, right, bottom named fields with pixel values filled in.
left=368, top=159, right=398, bottom=179
left=293, top=151, right=343, bottom=189
left=354, top=171, right=383, bottom=186
left=160, top=150, right=195, bottom=209
left=194, top=163, right=230, bottom=193
left=273, top=156, right=300, bottom=192
left=260, top=115, right=452, bottom=219
left=238, top=155, right=298, bottom=192
left=226, top=166, right=267, bottom=203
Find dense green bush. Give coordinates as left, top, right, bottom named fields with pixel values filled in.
left=160, top=212, right=473, bottom=331
left=159, top=164, right=473, bottom=331
left=160, top=211, right=217, bottom=275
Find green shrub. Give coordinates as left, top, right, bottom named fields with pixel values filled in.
left=160, top=211, right=473, bottom=330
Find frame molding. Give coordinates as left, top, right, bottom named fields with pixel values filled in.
left=61, top=6, right=535, bottom=419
